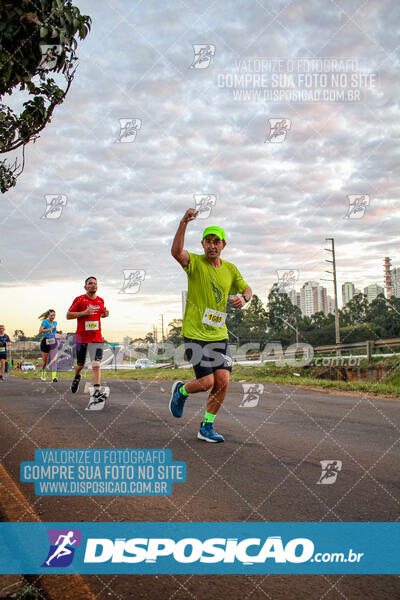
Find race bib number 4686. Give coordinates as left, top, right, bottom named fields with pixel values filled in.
left=201, top=308, right=227, bottom=328
left=85, top=321, right=99, bottom=331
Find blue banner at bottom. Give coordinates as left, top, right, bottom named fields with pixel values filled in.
left=0, top=522, right=398, bottom=574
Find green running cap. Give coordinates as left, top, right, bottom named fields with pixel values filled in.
left=202, top=226, right=226, bottom=241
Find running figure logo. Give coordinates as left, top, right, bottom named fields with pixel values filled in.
left=276, top=269, right=299, bottom=294
left=265, top=119, right=291, bottom=143
left=189, top=44, right=216, bottom=69
left=119, top=269, right=146, bottom=294
left=39, top=44, right=62, bottom=70
left=41, top=195, right=67, bottom=220
left=317, top=460, right=342, bottom=485
left=42, top=529, right=81, bottom=567
left=115, top=119, right=142, bottom=143
left=239, top=383, right=264, bottom=408
left=193, top=194, right=216, bottom=219
left=345, top=195, right=370, bottom=219
left=221, top=353, right=233, bottom=368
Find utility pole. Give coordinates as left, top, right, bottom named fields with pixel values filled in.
left=295, top=312, right=299, bottom=344
left=324, top=238, right=341, bottom=353
left=161, top=314, right=165, bottom=344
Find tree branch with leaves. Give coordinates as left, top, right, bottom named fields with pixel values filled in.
left=0, top=0, right=91, bottom=193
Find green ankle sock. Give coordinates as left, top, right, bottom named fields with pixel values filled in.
left=51, top=372, right=56, bottom=379
left=202, top=411, right=216, bottom=425
left=180, top=384, right=189, bottom=397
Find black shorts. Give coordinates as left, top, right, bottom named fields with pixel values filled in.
left=183, top=337, right=233, bottom=380
left=0, top=354, right=6, bottom=361
left=40, top=338, right=57, bottom=353
left=76, top=342, right=104, bottom=366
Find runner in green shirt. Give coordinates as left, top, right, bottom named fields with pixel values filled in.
left=170, top=208, right=252, bottom=442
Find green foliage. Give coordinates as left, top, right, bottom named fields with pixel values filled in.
left=366, top=294, right=400, bottom=337
left=339, top=323, right=382, bottom=343
left=267, top=285, right=300, bottom=330
left=12, top=584, right=41, bottom=599
left=144, top=331, right=155, bottom=343
left=265, top=286, right=301, bottom=346
left=163, top=288, right=400, bottom=349
left=228, top=289, right=400, bottom=347
left=226, top=298, right=243, bottom=344
left=0, top=0, right=91, bottom=192
left=165, top=318, right=183, bottom=347
left=13, top=329, right=26, bottom=340
left=341, top=292, right=368, bottom=324
left=242, top=294, right=268, bottom=342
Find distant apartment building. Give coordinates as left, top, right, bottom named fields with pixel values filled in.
left=363, top=283, right=384, bottom=303
left=319, top=289, right=335, bottom=316
left=342, top=282, right=355, bottom=307
left=300, top=281, right=329, bottom=317
left=300, top=282, right=315, bottom=316
left=391, top=267, right=400, bottom=298
left=287, top=289, right=301, bottom=310
left=320, top=286, right=329, bottom=315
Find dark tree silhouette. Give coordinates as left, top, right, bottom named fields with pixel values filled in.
left=0, top=0, right=91, bottom=192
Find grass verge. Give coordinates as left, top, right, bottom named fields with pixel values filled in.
left=11, top=364, right=400, bottom=398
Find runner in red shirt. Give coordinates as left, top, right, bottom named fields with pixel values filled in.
left=66, top=276, right=109, bottom=406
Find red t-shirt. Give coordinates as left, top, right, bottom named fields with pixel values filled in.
left=68, top=294, right=105, bottom=343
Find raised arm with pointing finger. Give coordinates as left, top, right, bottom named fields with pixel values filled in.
left=171, top=208, right=199, bottom=268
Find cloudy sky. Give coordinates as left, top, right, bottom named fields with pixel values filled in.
left=1, top=0, right=399, bottom=341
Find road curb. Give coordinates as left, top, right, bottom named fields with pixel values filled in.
left=0, top=463, right=97, bottom=600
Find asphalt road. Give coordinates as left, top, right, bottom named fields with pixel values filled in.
left=0, top=375, right=399, bottom=599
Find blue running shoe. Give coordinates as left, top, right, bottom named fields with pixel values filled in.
left=169, top=381, right=186, bottom=418
left=197, top=422, right=224, bottom=443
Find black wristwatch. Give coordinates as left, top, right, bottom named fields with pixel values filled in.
left=242, top=294, right=250, bottom=303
